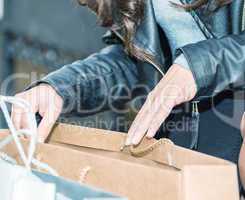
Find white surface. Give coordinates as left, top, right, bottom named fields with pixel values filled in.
left=13, top=177, right=56, bottom=200
left=0, top=160, right=56, bottom=200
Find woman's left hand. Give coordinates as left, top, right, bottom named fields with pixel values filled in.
left=125, top=64, right=197, bottom=146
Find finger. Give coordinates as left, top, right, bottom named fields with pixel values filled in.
left=126, top=68, right=180, bottom=141
left=125, top=93, right=155, bottom=145
left=145, top=82, right=183, bottom=139
left=37, top=109, right=59, bottom=143
left=126, top=66, right=184, bottom=146
left=20, top=111, right=35, bottom=134
left=130, top=108, right=153, bottom=145
left=146, top=99, right=174, bottom=138
left=131, top=96, right=168, bottom=145
left=133, top=83, right=180, bottom=143
left=127, top=82, right=175, bottom=145
left=20, top=104, right=38, bottom=131
left=11, top=105, right=23, bottom=130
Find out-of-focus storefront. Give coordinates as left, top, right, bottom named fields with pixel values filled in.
left=0, top=0, right=131, bottom=130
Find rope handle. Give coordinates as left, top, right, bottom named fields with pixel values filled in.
left=129, top=138, right=174, bottom=156
left=121, top=138, right=175, bottom=166
left=0, top=95, right=37, bottom=169
left=126, top=138, right=175, bottom=166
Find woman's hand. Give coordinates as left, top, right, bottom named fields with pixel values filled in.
left=125, top=64, right=197, bottom=146
left=11, top=84, right=63, bottom=142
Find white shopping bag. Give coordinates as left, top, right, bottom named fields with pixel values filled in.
left=0, top=160, right=56, bottom=200
left=0, top=95, right=57, bottom=200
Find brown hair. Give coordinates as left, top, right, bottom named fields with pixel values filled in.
left=78, top=0, right=232, bottom=63
left=77, top=0, right=147, bottom=61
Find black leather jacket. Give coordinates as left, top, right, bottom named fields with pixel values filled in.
left=176, top=0, right=245, bottom=99
left=110, top=0, right=245, bottom=100
left=37, top=0, right=245, bottom=111
left=31, top=0, right=244, bottom=163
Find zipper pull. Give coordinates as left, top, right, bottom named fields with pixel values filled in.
left=192, top=101, right=200, bottom=117
left=190, top=101, right=200, bottom=150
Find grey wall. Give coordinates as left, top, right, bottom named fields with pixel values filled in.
left=2, top=0, right=106, bottom=56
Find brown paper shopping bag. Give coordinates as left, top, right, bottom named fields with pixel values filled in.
left=0, top=123, right=240, bottom=200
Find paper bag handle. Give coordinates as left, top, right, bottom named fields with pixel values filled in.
left=129, top=138, right=173, bottom=156
left=50, top=123, right=176, bottom=167
left=127, top=138, right=175, bottom=166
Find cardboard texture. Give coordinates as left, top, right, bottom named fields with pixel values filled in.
left=0, top=123, right=240, bottom=200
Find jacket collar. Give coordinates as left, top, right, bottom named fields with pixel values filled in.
left=112, top=0, right=166, bottom=75
left=132, top=0, right=165, bottom=74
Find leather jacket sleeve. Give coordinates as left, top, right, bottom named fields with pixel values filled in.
left=177, top=32, right=245, bottom=99
left=28, top=45, right=140, bottom=114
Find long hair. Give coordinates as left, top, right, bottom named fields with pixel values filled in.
left=78, top=0, right=232, bottom=62
left=78, top=0, right=147, bottom=61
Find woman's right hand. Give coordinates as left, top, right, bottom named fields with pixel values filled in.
left=11, top=84, right=64, bottom=142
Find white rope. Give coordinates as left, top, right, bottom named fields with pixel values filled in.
left=0, top=152, right=17, bottom=165
left=0, top=97, right=30, bottom=169
left=0, top=95, right=58, bottom=176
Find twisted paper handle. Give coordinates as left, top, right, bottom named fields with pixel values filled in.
left=128, top=138, right=174, bottom=166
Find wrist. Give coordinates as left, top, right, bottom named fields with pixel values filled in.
left=172, top=64, right=197, bottom=102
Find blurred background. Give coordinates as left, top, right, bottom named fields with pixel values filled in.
left=0, top=0, right=132, bottom=131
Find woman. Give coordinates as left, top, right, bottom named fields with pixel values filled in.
left=12, top=0, right=245, bottom=185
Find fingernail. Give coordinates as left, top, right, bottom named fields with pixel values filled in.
left=146, top=135, right=153, bottom=139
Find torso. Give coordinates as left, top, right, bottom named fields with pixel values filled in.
left=152, top=0, right=206, bottom=56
